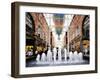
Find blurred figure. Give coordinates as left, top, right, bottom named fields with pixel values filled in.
left=26, top=49, right=33, bottom=56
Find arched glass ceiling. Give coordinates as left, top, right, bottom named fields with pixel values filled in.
left=43, top=13, right=74, bottom=32
left=43, top=13, right=74, bottom=48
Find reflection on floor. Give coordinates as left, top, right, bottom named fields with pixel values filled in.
left=26, top=59, right=89, bottom=67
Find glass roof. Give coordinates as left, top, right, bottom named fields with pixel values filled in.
left=43, top=13, right=74, bottom=48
